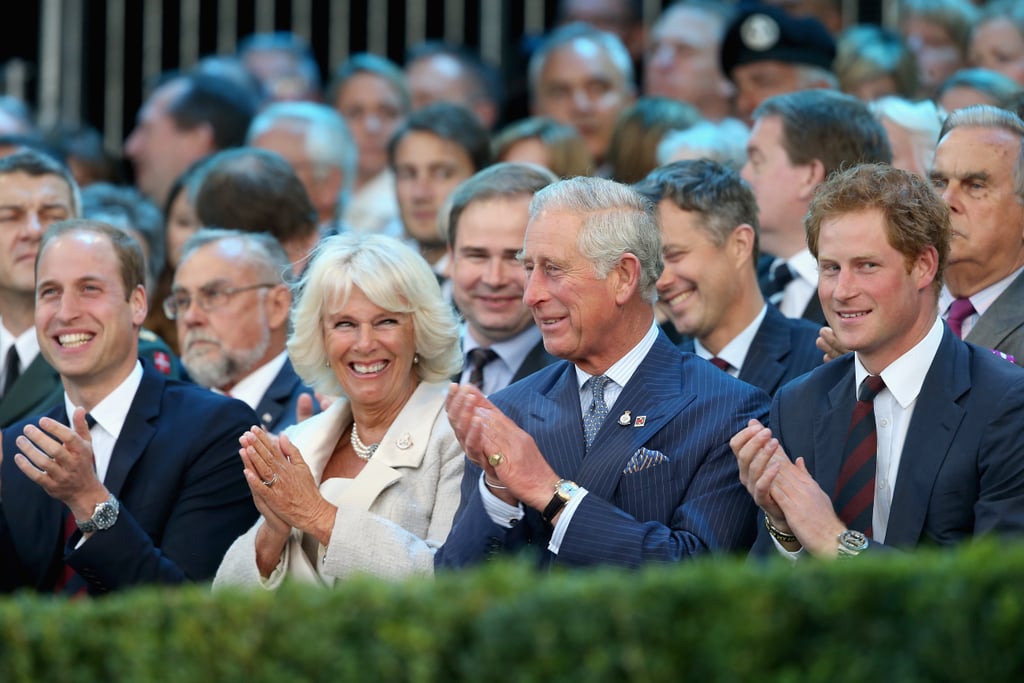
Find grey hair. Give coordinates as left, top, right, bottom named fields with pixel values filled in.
left=656, top=119, right=750, bottom=170
left=528, top=23, right=635, bottom=103
left=288, top=232, right=461, bottom=395
left=179, top=227, right=293, bottom=285
left=869, top=96, right=946, bottom=177
left=247, top=101, right=357, bottom=216
left=528, top=176, right=662, bottom=302
left=940, top=104, right=1024, bottom=200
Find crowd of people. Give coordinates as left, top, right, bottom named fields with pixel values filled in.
left=3, top=0, right=1024, bottom=596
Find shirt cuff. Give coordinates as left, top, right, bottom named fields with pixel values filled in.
left=478, top=473, right=524, bottom=528
left=547, top=489, right=588, bottom=554
left=772, top=535, right=804, bottom=562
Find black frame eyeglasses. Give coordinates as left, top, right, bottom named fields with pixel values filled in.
left=163, top=283, right=278, bottom=320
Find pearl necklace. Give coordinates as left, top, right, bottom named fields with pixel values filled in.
left=350, top=423, right=379, bottom=460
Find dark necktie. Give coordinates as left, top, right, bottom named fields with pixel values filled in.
left=55, top=413, right=97, bottom=595
left=3, top=345, right=20, bottom=395
left=834, top=375, right=886, bottom=535
left=946, top=298, right=976, bottom=339
left=583, top=375, right=611, bottom=453
left=709, top=357, right=731, bottom=372
left=466, top=347, right=498, bottom=390
left=764, top=261, right=795, bottom=306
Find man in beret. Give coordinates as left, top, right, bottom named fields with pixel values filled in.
left=720, top=3, right=837, bottom=123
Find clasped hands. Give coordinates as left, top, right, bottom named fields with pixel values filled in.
left=238, top=427, right=336, bottom=550
left=446, top=384, right=558, bottom=511
left=730, top=419, right=848, bottom=558
left=6, top=408, right=109, bottom=530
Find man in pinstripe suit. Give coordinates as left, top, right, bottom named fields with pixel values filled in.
left=436, top=176, right=769, bottom=569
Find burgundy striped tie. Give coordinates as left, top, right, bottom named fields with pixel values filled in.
left=834, top=375, right=886, bottom=535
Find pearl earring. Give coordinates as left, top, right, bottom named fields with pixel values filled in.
left=413, top=354, right=419, bottom=364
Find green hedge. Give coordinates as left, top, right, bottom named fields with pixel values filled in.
left=2, top=542, right=1023, bottom=682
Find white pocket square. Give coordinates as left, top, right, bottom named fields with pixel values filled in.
left=623, top=447, right=669, bottom=475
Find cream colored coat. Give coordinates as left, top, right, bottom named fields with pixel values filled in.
left=213, top=381, right=463, bottom=589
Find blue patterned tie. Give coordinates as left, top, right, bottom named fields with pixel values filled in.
left=583, top=375, right=612, bottom=453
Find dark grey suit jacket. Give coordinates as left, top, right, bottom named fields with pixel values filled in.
left=964, top=270, right=1024, bottom=368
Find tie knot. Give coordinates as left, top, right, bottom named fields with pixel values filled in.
left=946, top=298, right=976, bottom=339
left=858, top=375, right=886, bottom=402
left=467, top=347, right=498, bottom=372
left=709, top=357, right=731, bottom=372
left=948, top=298, right=976, bottom=322
left=589, top=374, right=611, bottom=403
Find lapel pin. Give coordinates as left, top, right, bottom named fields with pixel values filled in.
left=618, top=410, right=631, bottom=426
left=395, top=433, right=413, bottom=450
left=261, top=412, right=273, bottom=424
left=633, top=415, right=647, bottom=427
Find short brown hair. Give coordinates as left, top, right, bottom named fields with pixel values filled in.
left=806, top=163, right=950, bottom=295
left=37, top=219, right=147, bottom=300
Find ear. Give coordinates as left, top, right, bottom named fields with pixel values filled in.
left=913, top=245, right=939, bottom=292
left=130, top=285, right=148, bottom=327
left=265, top=284, right=292, bottom=330
left=611, top=253, right=642, bottom=305
left=796, top=159, right=827, bottom=201
left=728, top=224, right=756, bottom=270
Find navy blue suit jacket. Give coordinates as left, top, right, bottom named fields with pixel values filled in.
left=0, top=365, right=259, bottom=595
left=753, top=326, right=1024, bottom=554
left=679, top=306, right=822, bottom=396
left=437, top=332, right=770, bottom=569
left=253, top=358, right=315, bottom=433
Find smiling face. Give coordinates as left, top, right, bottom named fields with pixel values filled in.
left=322, top=285, right=419, bottom=413
left=35, top=230, right=147, bottom=405
left=929, top=125, right=1024, bottom=297
left=816, top=209, right=937, bottom=374
left=521, top=209, right=628, bottom=374
left=655, top=200, right=748, bottom=350
left=449, top=196, right=535, bottom=346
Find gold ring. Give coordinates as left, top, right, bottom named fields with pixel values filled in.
left=487, top=452, right=504, bottom=468
left=262, top=473, right=278, bottom=487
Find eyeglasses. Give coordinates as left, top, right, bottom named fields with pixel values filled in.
left=163, top=283, right=278, bottom=320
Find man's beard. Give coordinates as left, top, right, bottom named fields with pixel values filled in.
left=182, top=326, right=271, bottom=390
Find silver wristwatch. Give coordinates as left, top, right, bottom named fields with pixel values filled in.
left=76, top=493, right=120, bottom=533
left=837, top=529, right=869, bottom=558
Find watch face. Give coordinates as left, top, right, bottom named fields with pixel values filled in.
left=94, top=502, right=118, bottom=530
left=556, top=480, right=579, bottom=500
left=840, top=530, right=868, bottom=551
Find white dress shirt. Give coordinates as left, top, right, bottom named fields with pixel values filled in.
left=778, top=249, right=819, bottom=320
left=0, top=319, right=41, bottom=398
left=774, top=316, right=944, bottom=558
left=693, top=305, right=768, bottom=377
left=223, top=350, right=288, bottom=414
left=460, top=324, right=543, bottom=396
left=63, top=361, right=144, bottom=486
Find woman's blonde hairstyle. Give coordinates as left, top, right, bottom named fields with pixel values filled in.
left=288, top=233, right=461, bottom=395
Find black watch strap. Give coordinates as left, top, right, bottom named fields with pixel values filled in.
left=541, top=492, right=568, bottom=526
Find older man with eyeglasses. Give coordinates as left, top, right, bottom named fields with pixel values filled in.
left=168, top=228, right=315, bottom=432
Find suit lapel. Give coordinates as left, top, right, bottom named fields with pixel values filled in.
left=254, top=360, right=299, bottom=430
left=886, top=330, right=968, bottom=545
left=577, top=335, right=692, bottom=500
left=103, top=368, right=161, bottom=495
left=740, top=308, right=788, bottom=395
left=811, top=363, right=857, bottom=498
left=528, top=363, right=586, bottom=479
left=0, top=355, right=61, bottom=426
